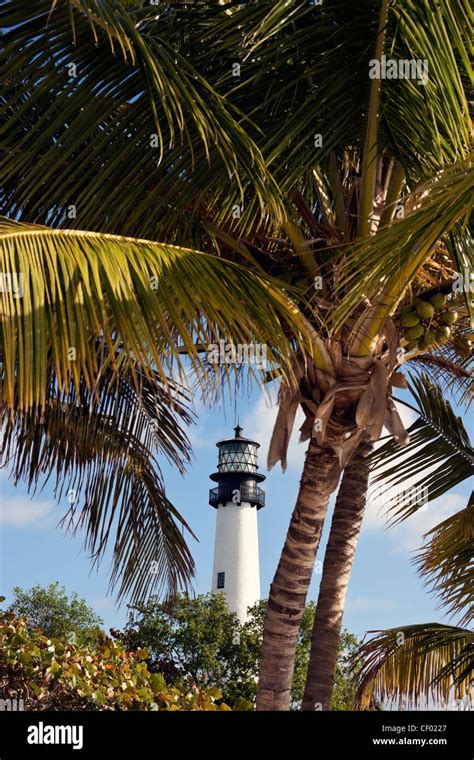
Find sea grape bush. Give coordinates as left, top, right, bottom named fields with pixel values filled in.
left=0, top=604, right=231, bottom=711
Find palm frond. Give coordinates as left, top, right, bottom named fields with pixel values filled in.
left=1, top=351, right=197, bottom=604
left=197, top=0, right=472, bottom=199
left=415, top=493, right=474, bottom=627
left=384, top=0, right=472, bottom=182
left=371, top=374, right=474, bottom=522
left=331, top=155, right=474, bottom=338
left=0, top=218, right=318, bottom=412
left=409, top=351, right=473, bottom=407
left=354, top=624, right=474, bottom=708
left=198, top=0, right=379, bottom=191
left=0, top=0, right=283, bottom=240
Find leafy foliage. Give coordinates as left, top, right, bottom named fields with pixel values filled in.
left=415, top=493, right=474, bottom=627
left=352, top=494, right=473, bottom=708
left=7, top=584, right=103, bottom=647
left=0, top=599, right=230, bottom=711
left=354, top=624, right=474, bottom=709
left=328, top=629, right=362, bottom=711
left=371, top=374, right=474, bottom=522
left=114, top=594, right=360, bottom=709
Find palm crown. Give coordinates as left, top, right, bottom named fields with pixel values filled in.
left=1, top=0, right=472, bottom=707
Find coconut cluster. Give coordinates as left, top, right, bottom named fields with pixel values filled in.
left=398, top=293, right=459, bottom=352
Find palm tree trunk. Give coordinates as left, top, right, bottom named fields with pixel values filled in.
left=301, top=434, right=373, bottom=711
left=256, top=440, right=341, bottom=710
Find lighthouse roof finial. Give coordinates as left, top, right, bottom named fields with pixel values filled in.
left=234, top=424, right=243, bottom=438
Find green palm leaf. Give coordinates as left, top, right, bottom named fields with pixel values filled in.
left=371, top=374, right=474, bottom=522
left=196, top=0, right=471, bottom=193
left=409, top=349, right=473, bottom=407
left=0, top=0, right=282, bottom=240
left=415, top=493, right=474, bottom=626
left=330, top=155, right=474, bottom=336
left=0, top=217, right=315, bottom=412
left=383, top=0, right=472, bottom=181
left=354, top=623, right=474, bottom=708
left=1, top=353, right=197, bottom=604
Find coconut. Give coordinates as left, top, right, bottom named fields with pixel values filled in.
left=400, top=312, right=420, bottom=328
left=435, top=326, right=451, bottom=344
left=429, top=293, right=447, bottom=310
left=415, top=301, right=435, bottom=320
left=458, top=337, right=472, bottom=358
left=440, top=311, right=458, bottom=325
left=424, top=329, right=437, bottom=345
left=406, top=324, right=424, bottom=340
left=405, top=340, right=419, bottom=351
left=400, top=304, right=414, bottom=315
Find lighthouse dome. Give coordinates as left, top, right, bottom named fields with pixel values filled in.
left=209, top=425, right=265, bottom=509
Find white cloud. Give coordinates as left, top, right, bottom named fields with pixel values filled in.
left=346, top=596, right=396, bottom=612
left=91, top=597, right=113, bottom=613
left=387, top=491, right=467, bottom=554
left=241, top=392, right=307, bottom=472
left=363, top=485, right=467, bottom=556
left=0, top=469, right=56, bottom=527
left=0, top=493, right=55, bottom=526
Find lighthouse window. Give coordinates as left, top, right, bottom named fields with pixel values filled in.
left=218, top=443, right=258, bottom=473
left=217, top=572, right=225, bottom=589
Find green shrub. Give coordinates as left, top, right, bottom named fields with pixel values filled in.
left=0, top=603, right=230, bottom=711
left=7, top=583, right=103, bottom=646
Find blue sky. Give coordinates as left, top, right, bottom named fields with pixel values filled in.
left=0, top=383, right=472, bottom=641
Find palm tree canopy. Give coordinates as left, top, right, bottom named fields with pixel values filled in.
left=0, top=217, right=316, bottom=602
left=0, top=217, right=317, bottom=411
left=353, top=492, right=473, bottom=707
left=1, top=0, right=472, bottom=605
left=355, top=623, right=474, bottom=709
left=371, top=374, right=474, bottom=522
left=415, top=493, right=474, bottom=627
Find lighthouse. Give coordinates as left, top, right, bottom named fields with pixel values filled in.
left=209, top=425, right=266, bottom=623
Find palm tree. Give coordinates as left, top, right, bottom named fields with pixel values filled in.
left=197, top=1, right=471, bottom=709
left=353, top=492, right=473, bottom=709
left=208, top=0, right=471, bottom=709
left=0, top=221, right=312, bottom=603
left=1, top=0, right=472, bottom=706
left=302, top=375, right=474, bottom=710
left=0, top=1, right=315, bottom=602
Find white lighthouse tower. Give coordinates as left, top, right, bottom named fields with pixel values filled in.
left=209, top=425, right=266, bottom=623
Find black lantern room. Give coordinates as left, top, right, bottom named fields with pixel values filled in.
left=209, top=426, right=266, bottom=510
